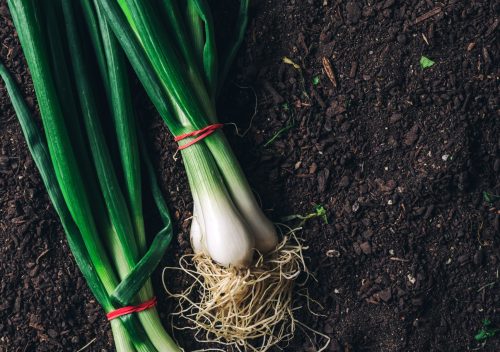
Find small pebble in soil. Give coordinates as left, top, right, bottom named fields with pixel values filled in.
left=339, top=175, right=350, bottom=188
left=457, top=254, right=468, bottom=264
left=326, top=249, right=340, bottom=257
left=390, top=113, right=402, bottom=123
left=360, top=241, right=372, bottom=254
left=309, top=162, right=317, bottom=174
left=353, top=242, right=361, bottom=255
left=378, top=288, right=392, bottom=302
left=397, top=34, right=407, bottom=44
left=318, top=168, right=330, bottom=193
left=352, top=201, right=360, bottom=212
left=493, top=158, right=500, bottom=172
left=404, top=124, right=420, bottom=145
left=47, top=329, right=58, bottom=338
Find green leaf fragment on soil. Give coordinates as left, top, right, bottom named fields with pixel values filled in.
left=314, top=204, right=328, bottom=224
left=483, top=191, right=500, bottom=203
left=420, top=56, right=435, bottom=69
left=281, top=204, right=328, bottom=226
left=474, top=319, right=499, bottom=341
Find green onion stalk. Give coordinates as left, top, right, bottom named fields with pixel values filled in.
left=97, top=0, right=306, bottom=349
left=3, top=0, right=180, bottom=351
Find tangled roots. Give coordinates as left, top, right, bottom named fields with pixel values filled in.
left=164, top=236, right=308, bottom=351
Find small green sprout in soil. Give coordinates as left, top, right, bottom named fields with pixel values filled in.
left=263, top=120, right=295, bottom=147
left=420, top=55, right=435, bottom=68
left=282, top=204, right=328, bottom=226
left=483, top=191, right=500, bottom=204
left=312, top=75, right=320, bottom=85
left=475, top=319, right=499, bottom=342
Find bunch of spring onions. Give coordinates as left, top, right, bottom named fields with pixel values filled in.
left=2, top=0, right=180, bottom=351
left=94, top=0, right=307, bottom=350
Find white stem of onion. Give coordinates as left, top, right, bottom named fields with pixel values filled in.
left=205, top=133, right=279, bottom=254
left=181, top=141, right=255, bottom=267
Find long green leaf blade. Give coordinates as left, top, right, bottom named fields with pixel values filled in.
left=44, top=4, right=114, bottom=240
left=187, top=0, right=217, bottom=97
left=7, top=0, right=117, bottom=293
left=62, top=0, right=140, bottom=269
left=95, top=3, right=146, bottom=257
left=79, top=0, right=110, bottom=91
left=95, top=0, right=182, bottom=135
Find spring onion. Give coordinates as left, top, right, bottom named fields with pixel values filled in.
left=2, top=0, right=179, bottom=351
left=96, top=0, right=306, bottom=349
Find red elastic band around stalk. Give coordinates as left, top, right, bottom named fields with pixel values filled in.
left=106, top=297, right=157, bottom=321
left=174, top=123, right=223, bottom=150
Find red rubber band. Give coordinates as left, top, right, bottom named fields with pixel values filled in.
left=106, top=297, right=157, bottom=321
left=174, top=123, right=223, bottom=150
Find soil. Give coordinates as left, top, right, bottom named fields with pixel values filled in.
left=1, top=0, right=499, bottom=351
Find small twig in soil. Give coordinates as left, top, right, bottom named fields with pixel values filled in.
left=470, top=342, right=487, bottom=350
left=422, top=33, right=430, bottom=45
left=36, top=248, right=50, bottom=264
left=414, top=7, right=442, bottom=25
left=349, top=61, right=358, bottom=78
left=322, top=57, right=337, bottom=88
left=476, top=222, right=491, bottom=246
left=390, top=257, right=410, bottom=262
left=484, top=18, right=499, bottom=37
left=477, top=282, right=496, bottom=293
left=76, top=338, right=96, bottom=352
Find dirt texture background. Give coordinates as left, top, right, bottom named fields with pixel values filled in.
left=1, top=0, right=499, bottom=351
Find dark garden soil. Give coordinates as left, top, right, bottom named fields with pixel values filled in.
left=1, top=0, right=499, bottom=351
